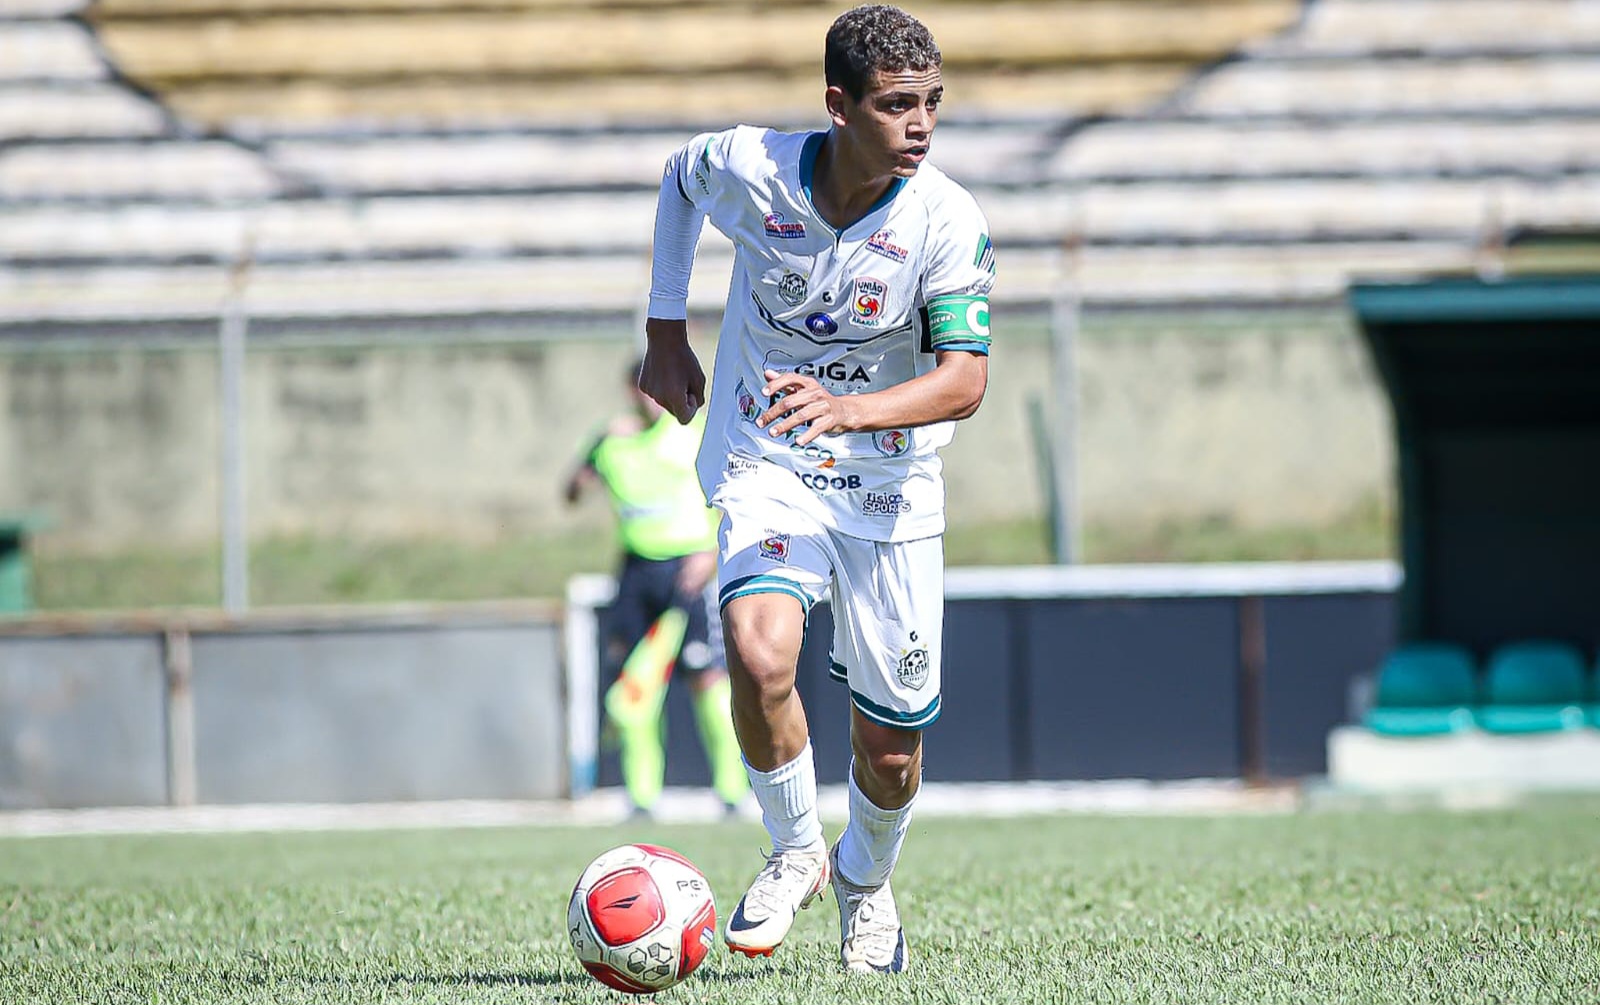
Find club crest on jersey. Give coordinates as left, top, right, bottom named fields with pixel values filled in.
left=874, top=429, right=909, bottom=457
left=735, top=379, right=761, bottom=423
left=851, top=277, right=887, bottom=327
left=805, top=312, right=839, bottom=337
left=763, top=212, right=806, bottom=240
left=758, top=534, right=791, bottom=563
left=866, top=229, right=909, bottom=263
left=778, top=271, right=809, bottom=306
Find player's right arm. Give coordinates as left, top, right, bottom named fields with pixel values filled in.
left=640, top=130, right=734, bottom=423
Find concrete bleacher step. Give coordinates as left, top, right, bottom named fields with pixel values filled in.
left=153, top=64, right=1191, bottom=134
left=9, top=174, right=1600, bottom=255
left=0, top=141, right=281, bottom=200
left=1180, top=55, right=1600, bottom=117
left=1266, top=0, right=1600, bottom=56
left=264, top=123, right=1058, bottom=193
left=0, top=240, right=1479, bottom=326
left=1051, top=118, right=1600, bottom=180
left=0, top=84, right=168, bottom=140
left=89, top=0, right=1297, bottom=129
left=93, top=0, right=1297, bottom=79
left=0, top=20, right=106, bottom=81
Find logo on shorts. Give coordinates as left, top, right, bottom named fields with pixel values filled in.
left=851, top=277, right=887, bottom=328
left=862, top=491, right=911, bottom=516
left=778, top=271, right=809, bottom=306
left=866, top=229, right=909, bottom=263
left=763, top=213, right=806, bottom=240
left=896, top=642, right=930, bottom=690
left=758, top=534, right=791, bottom=562
left=874, top=429, right=909, bottom=457
left=736, top=379, right=761, bottom=422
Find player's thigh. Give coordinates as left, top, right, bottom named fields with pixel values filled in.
left=713, top=486, right=834, bottom=682
left=829, top=535, right=945, bottom=730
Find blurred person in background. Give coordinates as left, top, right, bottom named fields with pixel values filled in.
left=564, top=358, right=749, bottom=819
left=638, top=3, right=993, bottom=976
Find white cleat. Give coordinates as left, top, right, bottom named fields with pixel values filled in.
left=829, top=843, right=910, bottom=974
left=723, top=846, right=829, bottom=958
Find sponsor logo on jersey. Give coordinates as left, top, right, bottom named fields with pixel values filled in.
left=736, top=379, right=762, bottom=422
left=866, top=229, right=909, bottom=263
left=727, top=456, right=760, bottom=477
left=862, top=491, right=912, bottom=516
left=763, top=212, right=806, bottom=240
left=796, top=471, right=862, bottom=492
left=874, top=429, right=909, bottom=457
left=791, top=441, right=836, bottom=468
left=758, top=534, right=791, bottom=562
left=795, top=361, right=870, bottom=383
left=851, top=277, right=887, bottom=328
left=896, top=643, right=930, bottom=690
left=778, top=271, right=809, bottom=306
left=804, top=312, right=838, bottom=337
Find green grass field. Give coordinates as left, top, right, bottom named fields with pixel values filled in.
left=3, top=799, right=1597, bottom=1003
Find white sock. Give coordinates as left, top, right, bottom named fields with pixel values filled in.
left=744, top=741, right=824, bottom=854
left=835, top=758, right=916, bottom=889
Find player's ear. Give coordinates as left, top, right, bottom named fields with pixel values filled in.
left=824, top=85, right=850, bottom=128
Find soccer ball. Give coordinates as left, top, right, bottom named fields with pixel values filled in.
left=567, top=843, right=717, bottom=993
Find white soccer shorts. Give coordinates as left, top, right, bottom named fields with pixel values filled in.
left=712, top=463, right=944, bottom=730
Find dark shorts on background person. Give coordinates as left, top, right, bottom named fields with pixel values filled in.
left=608, top=552, right=720, bottom=676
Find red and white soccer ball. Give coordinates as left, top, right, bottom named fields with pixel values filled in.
left=567, top=843, right=717, bottom=994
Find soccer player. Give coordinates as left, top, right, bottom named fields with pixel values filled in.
left=638, top=3, right=993, bottom=975
left=565, top=359, right=750, bottom=819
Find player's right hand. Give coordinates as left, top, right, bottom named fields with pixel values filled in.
left=641, top=318, right=706, bottom=424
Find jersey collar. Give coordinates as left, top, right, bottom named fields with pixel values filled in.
left=799, top=130, right=907, bottom=237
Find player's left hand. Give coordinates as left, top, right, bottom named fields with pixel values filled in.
left=758, top=368, right=859, bottom=445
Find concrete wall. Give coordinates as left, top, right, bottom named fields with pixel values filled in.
left=0, top=312, right=1392, bottom=551
left=0, top=604, right=567, bottom=809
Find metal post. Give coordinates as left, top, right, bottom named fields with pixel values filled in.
left=1237, top=595, right=1268, bottom=786
left=218, top=239, right=253, bottom=612
left=162, top=625, right=198, bottom=806
left=1048, top=226, right=1083, bottom=564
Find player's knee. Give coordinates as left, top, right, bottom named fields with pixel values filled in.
left=855, top=744, right=918, bottom=793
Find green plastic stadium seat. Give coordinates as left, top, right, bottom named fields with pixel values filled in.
left=1362, top=643, right=1477, bottom=736
left=1476, top=640, right=1587, bottom=734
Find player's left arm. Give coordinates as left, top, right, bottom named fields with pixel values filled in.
left=758, top=349, right=985, bottom=443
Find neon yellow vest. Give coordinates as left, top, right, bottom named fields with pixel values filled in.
left=589, top=413, right=717, bottom=560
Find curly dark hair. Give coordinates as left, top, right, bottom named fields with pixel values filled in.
left=824, top=5, right=942, bottom=102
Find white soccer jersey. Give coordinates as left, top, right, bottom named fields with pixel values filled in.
left=652, top=125, right=995, bottom=542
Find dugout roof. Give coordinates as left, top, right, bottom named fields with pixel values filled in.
left=1350, top=273, right=1600, bottom=656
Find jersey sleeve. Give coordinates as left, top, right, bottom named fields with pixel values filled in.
left=647, top=129, right=737, bottom=320
left=920, top=185, right=996, bottom=356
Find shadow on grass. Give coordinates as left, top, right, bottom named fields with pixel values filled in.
left=388, top=971, right=592, bottom=988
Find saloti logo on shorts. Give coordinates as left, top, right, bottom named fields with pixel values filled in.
left=758, top=534, right=791, bottom=562
left=896, top=632, right=930, bottom=690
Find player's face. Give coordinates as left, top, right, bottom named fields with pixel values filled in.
left=843, top=67, right=943, bottom=178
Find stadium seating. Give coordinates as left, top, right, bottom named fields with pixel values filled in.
left=1475, top=640, right=1589, bottom=734
left=6, top=0, right=1600, bottom=326
left=1362, top=643, right=1477, bottom=736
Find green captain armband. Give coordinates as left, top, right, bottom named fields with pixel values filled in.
left=926, top=294, right=991, bottom=354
